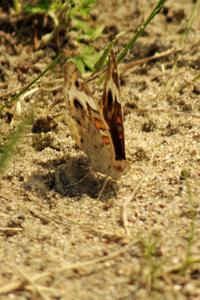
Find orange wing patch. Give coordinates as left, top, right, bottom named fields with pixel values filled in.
left=63, top=50, right=126, bottom=180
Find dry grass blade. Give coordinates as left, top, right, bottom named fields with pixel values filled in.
left=0, top=272, right=51, bottom=295
left=0, top=241, right=137, bottom=297
left=165, top=256, right=200, bottom=274
left=119, top=48, right=181, bottom=72
left=0, top=227, right=23, bottom=232
left=16, top=267, right=50, bottom=300
left=58, top=239, right=138, bottom=273
left=97, top=176, right=110, bottom=200
left=122, top=155, right=154, bottom=236
left=88, top=48, right=177, bottom=83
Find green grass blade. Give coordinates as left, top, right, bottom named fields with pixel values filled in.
left=0, top=115, right=33, bottom=174
left=180, top=0, right=200, bottom=44
left=117, top=0, right=167, bottom=63
left=192, top=73, right=200, bottom=82
left=0, top=53, right=62, bottom=112
left=93, top=32, right=126, bottom=73
left=93, top=44, right=112, bottom=74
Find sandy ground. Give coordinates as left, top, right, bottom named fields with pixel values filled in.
left=1, top=0, right=200, bottom=299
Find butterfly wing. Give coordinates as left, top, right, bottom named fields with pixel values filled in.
left=63, top=62, right=122, bottom=179
left=101, top=50, right=126, bottom=161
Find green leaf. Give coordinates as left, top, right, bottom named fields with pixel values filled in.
left=72, top=46, right=101, bottom=72
left=81, top=46, right=101, bottom=70
left=24, top=0, right=50, bottom=14
left=69, top=0, right=96, bottom=17
left=93, top=31, right=126, bottom=74
left=71, top=57, right=86, bottom=73
left=93, top=47, right=110, bottom=74
left=88, top=25, right=104, bottom=40
left=72, top=18, right=90, bottom=31
left=76, top=26, right=104, bottom=41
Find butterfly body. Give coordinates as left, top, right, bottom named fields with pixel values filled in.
left=63, top=52, right=126, bottom=180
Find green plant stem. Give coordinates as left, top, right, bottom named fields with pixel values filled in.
left=117, top=0, right=167, bottom=63
left=0, top=53, right=62, bottom=112
left=12, top=0, right=21, bottom=14
left=191, top=71, right=200, bottom=83
left=180, top=0, right=200, bottom=45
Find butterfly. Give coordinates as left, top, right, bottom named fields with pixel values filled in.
left=63, top=51, right=126, bottom=180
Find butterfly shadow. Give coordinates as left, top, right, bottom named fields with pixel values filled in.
left=24, top=155, right=118, bottom=200
left=53, top=155, right=118, bottom=199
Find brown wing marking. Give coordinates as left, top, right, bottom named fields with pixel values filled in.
left=63, top=62, right=121, bottom=178
left=102, top=50, right=125, bottom=161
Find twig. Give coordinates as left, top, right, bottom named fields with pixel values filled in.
left=25, top=285, right=62, bottom=296
left=27, top=207, right=52, bottom=225
left=26, top=199, right=123, bottom=240
left=97, top=176, right=110, bottom=200
left=88, top=48, right=180, bottom=82
left=119, top=48, right=181, bottom=73
left=164, top=256, right=200, bottom=274
left=42, top=78, right=64, bottom=85
left=40, top=85, right=63, bottom=92
left=20, top=87, right=39, bottom=102
left=0, top=241, right=137, bottom=296
left=0, top=272, right=51, bottom=295
left=27, top=196, right=122, bottom=238
left=16, top=267, right=50, bottom=300
left=0, top=227, right=23, bottom=232
left=58, top=239, right=137, bottom=273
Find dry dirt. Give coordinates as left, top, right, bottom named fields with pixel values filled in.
left=1, top=0, right=200, bottom=299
